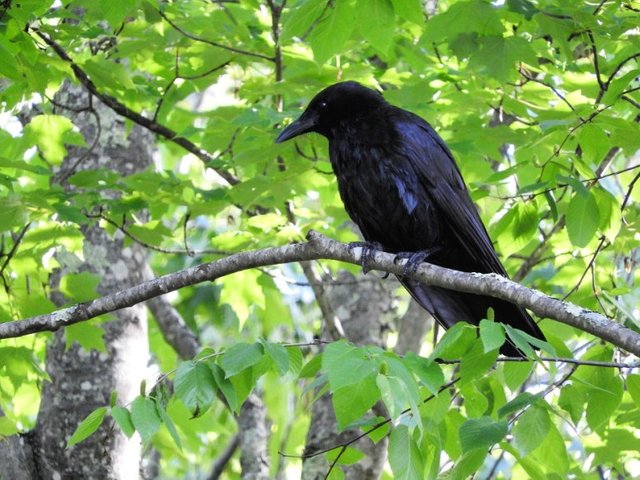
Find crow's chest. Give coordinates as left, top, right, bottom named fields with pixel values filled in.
left=329, top=141, right=439, bottom=250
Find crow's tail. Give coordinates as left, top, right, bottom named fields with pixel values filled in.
left=398, top=277, right=545, bottom=357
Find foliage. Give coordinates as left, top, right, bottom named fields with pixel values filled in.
left=1, top=0, right=640, bottom=477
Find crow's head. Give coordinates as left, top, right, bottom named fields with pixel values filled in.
left=276, top=81, right=385, bottom=142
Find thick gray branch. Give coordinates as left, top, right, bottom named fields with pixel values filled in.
left=2, top=232, right=639, bottom=357
left=238, top=394, right=270, bottom=479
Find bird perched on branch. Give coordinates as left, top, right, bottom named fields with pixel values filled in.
left=276, top=81, right=544, bottom=356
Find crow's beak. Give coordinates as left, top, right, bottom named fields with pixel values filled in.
left=275, top=113, right=316, bottom=143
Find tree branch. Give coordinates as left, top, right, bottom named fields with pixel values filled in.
left=2, top=232, right=640, bottom=357
left=207, top=434, right=240, bottom=480
left=32, top=28, right=239, bottom=186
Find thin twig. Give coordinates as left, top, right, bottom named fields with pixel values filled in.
left=518, top=67, right=579, bottom=115
left=437, top=356, right=640, bottom=369
left=588, top=31, right=606, bottom=92
left=496, top=163, right=637, bottom=201
left=158, top=9, right=274, bottom=61
left=563, top=236, right=608, bottom=302
left=57, top=103, right=102, bottom=184
left=85, top=211, right=230, bottom=256
left=0, top=223, right=32, bottom=291
left=622, top=95, right=640, bottom=109
left=592, top=0, right=608, bottom=15
left=621, top=170, right=640, bottom=212
left=603, top=53, right=640, bottom=93
left=153, top=47, right=180, bottom=122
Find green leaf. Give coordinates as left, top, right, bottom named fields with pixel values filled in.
left=82, top=57, right=136, bottom=91
left=513, top=404, right=551, bottom=456
left=299, top=353, right=322, bottom=378
left=67, top=169, right=122, bottom=188
left=67, top=407, right=107, bottom=447
left=59, top=272, right=101, bottom=303
left=383, top=355, right=423, bottom=426
left=111, top=406, right=135, bottom=438
left=247, top=212, right=286, bottom=232
left=593, top=187, right=622, bottom=242
left=359, top=0, right=395, bottom=53
left=494, top=202, right=539, bottom=258
left=209, top=363, right=238, bottom=412
left=566, top=190, right=600, bottom=248
left=558, top=383, right=585, bottom=425
left=579, top=124, right=610, bottom=164
left=469, top=35, right=538, bottom=81
left=0, top=197, right=29, bottom=230
left=174, top=361, right=217, bottom=417
left=282, top=0, right=327, bottom=41
left=506, top=0, right=538, bottom=19
left=460, top=383, right=489, bottom=419
left=402, top=352, right=444, bottom=394
left=388, top=425, right=424, bottom=480
left=308, top=0, right=356, bottom=63
left=479, top=319, right=506, bottom=353
left=627, top=374, right=640, bottom=409
left=460, top=341, right=498, bottom=384
left=443, top=449, right=488, bottom=480
left=459, top=416, right=508, bottom=453
left=326, top=467, right=345, bottom=480
left=323, top=341, right=377, bottom=390
left=24, top=114, right=85, bottom=165
left=367, top=416, right=391, bottom=444
left=390, top=0, right=424, bottom=24
left=287, top=347, right=303, bottom=375
left=504, top=325, right=555, bottom=358
left=155, top=400, right=183, bottom=450
left=332, top=374, right=380, bottom=430
left=64, top=322, right=106, bottom=353
left=262, top=341, right=290, bottom=375
left=430, top=322, right=476, bottom=360
left=377, top=373, right=420, bottom=423
left=498, top=392, right=539, bottom=418
left=101, top=0, right=138, bottom=28
left=130, top=396, right=162, bottom=443
left=528, top=419, right=569, bottom=475
left=502, top=360, right=534, bottom=392
left=425, top=0, right=503, bottom=40
left=220, top=342, right=265, bottom=377
left=544, top=190, right=558, bottom=222
left=601, top=68, right=640, bottom=105
left=585, top=367, right=623, bottom=431
left=326, top=446, right=365, bottom=465
left=0, top=416, right=18, bottom=437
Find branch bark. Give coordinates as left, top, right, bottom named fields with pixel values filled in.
left=2, top=231, right=639, bottom=357
left=238, top=393, right=271, bottom=480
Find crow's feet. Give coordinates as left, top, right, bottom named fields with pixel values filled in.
left=348, top=241, right=385, bottom=274
left=394, top=247, right=441, bottom=277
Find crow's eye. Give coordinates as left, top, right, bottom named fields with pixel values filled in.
left=319, top=101, right=328, bottom=109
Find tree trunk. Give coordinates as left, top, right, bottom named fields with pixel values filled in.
left=302, top=271, right=395, bottom=480
left=0, top=83, right=155, bottom=479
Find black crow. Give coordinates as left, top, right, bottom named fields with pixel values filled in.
left=276, top=81, right=544, bottom=356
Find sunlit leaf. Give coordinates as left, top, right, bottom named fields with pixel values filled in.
left=67, top=407, right=107, bottom=447
left=130, top=396, right=162, bottom=443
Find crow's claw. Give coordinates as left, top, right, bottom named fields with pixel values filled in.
left=348, top=241, right=385, bottom=274
left=395, top=247, right=441, bottom=277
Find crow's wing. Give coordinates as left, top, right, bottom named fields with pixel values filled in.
left=392, top=113, right=507, bottom=276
